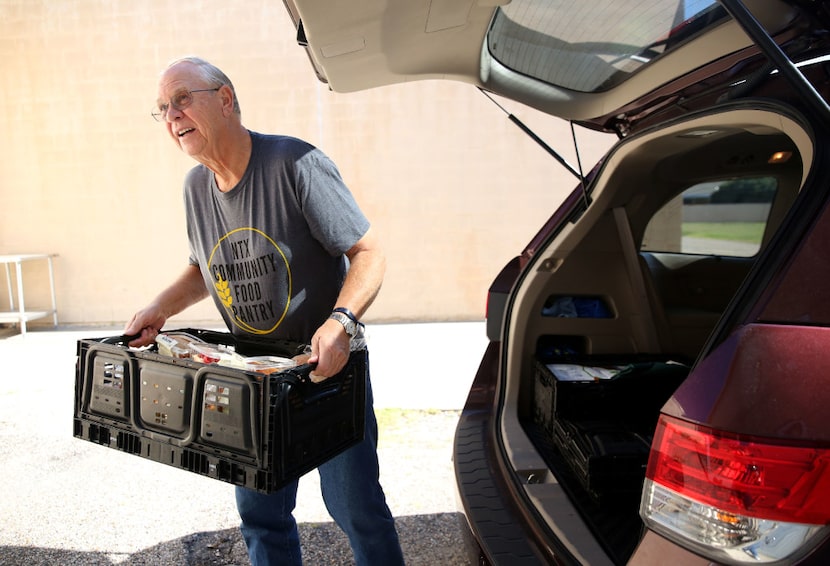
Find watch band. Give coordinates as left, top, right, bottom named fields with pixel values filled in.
left=329, top=311, right=357, bottom=337
left=332, top=307, right=359, bottom=324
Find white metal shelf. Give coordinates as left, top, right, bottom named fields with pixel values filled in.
left=0, top=254, right=58, bottom=335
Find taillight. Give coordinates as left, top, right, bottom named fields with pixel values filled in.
left=641, top=415, right=830, bottom=564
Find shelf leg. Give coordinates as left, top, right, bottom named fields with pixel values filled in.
left=4, top=263, right=13, bottom=311
left=47, top=255, right=58, bottom=327
left=15, top=261, right=26, bottom=335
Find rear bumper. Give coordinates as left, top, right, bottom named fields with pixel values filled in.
left=452, top=342, right=548, bottom=565
left=454, top=407, right=545, bottom=565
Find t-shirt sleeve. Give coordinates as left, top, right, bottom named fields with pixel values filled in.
left=293, top=148, right=370, bottom=256
left=183, top=165, right=210, bottom=267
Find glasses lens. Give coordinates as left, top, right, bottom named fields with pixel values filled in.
left=171, top=91, right=193, bottom=111
left=152, top=98, right=170, bottom=122
left=151, top=89, right=205, bottom=122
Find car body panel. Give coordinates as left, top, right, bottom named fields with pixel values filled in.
left=757, top=192, right=830, bottom=325
left=668, top=323, right=830, bottom=439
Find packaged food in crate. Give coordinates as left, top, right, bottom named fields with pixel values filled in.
left=73, top=328, right=366, bottom=493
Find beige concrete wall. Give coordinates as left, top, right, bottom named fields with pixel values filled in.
left=0, top=0, right=613, bottom=329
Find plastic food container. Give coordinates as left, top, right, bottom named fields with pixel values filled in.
left=244, top=355, right=298, bottom=374
left=189, top=342, right=229, bottom=364
left=155, top=331, right=206, bottom=359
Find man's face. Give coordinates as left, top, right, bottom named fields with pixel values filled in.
left=155, top=62, right=223, bottom=160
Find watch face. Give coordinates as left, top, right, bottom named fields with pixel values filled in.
left=343, top=319, right=356, bottom=336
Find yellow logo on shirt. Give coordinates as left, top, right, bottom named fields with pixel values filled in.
left=214, top=273, right=233, bottom=308
left=207, top=227, right=291, bottom=335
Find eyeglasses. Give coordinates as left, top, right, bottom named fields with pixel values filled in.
left=151, top=87, right=221, bottom=122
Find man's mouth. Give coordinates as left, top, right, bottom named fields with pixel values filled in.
left=177, top=128, right=195, bottom=137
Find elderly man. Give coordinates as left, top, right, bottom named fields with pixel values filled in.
left=125, top=56, right=404, bottom=566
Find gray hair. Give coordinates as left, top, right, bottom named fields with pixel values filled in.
left=166, top=56, right=241, bottom=115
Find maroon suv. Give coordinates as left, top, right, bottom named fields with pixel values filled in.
left=280, top=0, right=830, bottom=563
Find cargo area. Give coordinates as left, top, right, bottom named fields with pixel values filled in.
left=523, top=355, right=690, bottom=563
left=498, top=108, right=810, bottom=564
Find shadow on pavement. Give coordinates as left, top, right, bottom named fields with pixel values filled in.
left=0, top=512, right=471, bottom=566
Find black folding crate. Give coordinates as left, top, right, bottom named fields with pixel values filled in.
left=533, top=357, right=688, bottom=426
left=552, top=418, right=652, bottom=503
left=533, top=356, right=689, bottom=502
left=73, top=328, right=367, bottom=493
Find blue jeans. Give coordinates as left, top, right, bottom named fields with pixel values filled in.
left=235, top=376, right=404, bottom=566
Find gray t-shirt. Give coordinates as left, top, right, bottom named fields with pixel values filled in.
left=183, top=132, right=369, bottom=342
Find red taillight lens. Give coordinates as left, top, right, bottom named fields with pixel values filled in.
left=646, top=415, right=830, bottom=525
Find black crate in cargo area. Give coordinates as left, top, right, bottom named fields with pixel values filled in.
left=73, top=329, right=366, bottom=493
left=552, top=418, right=652, bottom=503
left=533, top=357, right=688, bottom=425
left=532, top=356, right=689, bottom=503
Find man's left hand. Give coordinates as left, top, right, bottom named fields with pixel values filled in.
left=306, top=317, right=351, bottom=383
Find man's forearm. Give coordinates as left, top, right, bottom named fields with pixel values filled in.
left=337, top=248, right=385, bottom=319
left=152, top=264, right=209, bottom=319
left=335, top=226, right=386, bottom=319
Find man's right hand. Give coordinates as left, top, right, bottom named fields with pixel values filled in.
left=124, top=304, right=168, bottom=348
left=122, top=264, right=208, bottom=348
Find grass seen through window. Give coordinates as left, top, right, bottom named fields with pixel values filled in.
left=682, top=222, right=765, bottom=243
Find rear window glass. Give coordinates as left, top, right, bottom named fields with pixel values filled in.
left=641, top=177, right=777, bottom=257
left=487, top=0, right=725, bottom=93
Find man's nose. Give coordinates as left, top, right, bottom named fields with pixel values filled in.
left=165, top=105, right=184, bottom=122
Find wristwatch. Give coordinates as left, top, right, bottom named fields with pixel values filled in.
left=329, top=311, right=358, bottom=338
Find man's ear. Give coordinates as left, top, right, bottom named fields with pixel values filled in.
left=219, top=84, right=235, bottom=116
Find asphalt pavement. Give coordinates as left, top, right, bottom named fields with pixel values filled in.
left=0, top=321, right=487, bottom=565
